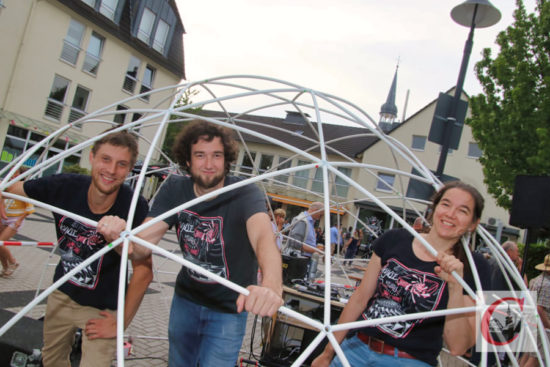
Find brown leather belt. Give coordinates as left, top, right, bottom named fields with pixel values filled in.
left=357, top=332, right=417, bottom=360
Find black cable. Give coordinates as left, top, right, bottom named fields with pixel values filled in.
left=248, top=314, right=259, bottom=361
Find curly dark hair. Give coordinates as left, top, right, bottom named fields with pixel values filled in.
left=172, top=120, right=238, bottom=174
left=91, top=129, right=139, bottom=167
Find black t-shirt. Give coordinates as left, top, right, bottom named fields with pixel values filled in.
left=358, top=228, right=490, bottom=366
left=148, top=174, right=266, bottom=313
left=24, top=174, right=148, bottom=310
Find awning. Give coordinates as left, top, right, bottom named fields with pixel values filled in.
left=0, top=109, right=89, bottom=145
left=267, top=193, right=346, bottom=215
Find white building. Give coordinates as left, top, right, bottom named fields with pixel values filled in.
left=0, top=0, right=186, bottom=174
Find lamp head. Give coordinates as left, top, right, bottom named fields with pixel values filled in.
left=451, top=0, right=501, bottom=28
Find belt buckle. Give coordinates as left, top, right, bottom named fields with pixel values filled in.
left=370, top=337, right=385, bottom=354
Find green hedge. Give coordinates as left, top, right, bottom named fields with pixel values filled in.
left=518, top=240, right=550, bottom=282
left=62, top=164, right=89, bottom=175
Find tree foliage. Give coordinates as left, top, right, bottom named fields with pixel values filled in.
left=161, top=88, right=201, bottom=163
left=468, top=0, right=550, bottom=210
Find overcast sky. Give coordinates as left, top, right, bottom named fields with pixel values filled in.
left=175, top=0, right=536, bottom=122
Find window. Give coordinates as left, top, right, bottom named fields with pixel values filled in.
left=45, top=75, right=70, bottom=121
left=411, top=135, right=427, bottom=151
left=137, top=8, right=155, bottom=44
left=468, top=142, right=482, bottom=158
left=99, top=0, right=118, bottom=21
left=82, top=0, right=123, bottom=24
left=130, top=113, right=143, bottom=133
left=114, top=104, right=128, bottom=124
left=311, top=167, right=351, bottom=195
left=82, top=32, right=104, bottom=75
left=68, top=86, right=90, bottom=124
left=376, top=173, right=395, bottom=192
left=133, top=2, right=176, bottom=55
left=153, top=18, right=169, bottom=53
left=122, top=56, right=141, bottom=93
left=275, top=156, right=291, bottom=183
left=293, top=160, right=309, bottom=189
left=258, top=154, right=273, bottom=174
left=60, top=20, right=85, bottom=65
left=334, top=167, right=352, bottom=197
left=1, top=125, right=81, bottom=175
left=311, top=167, right=324, bottom=193
left=81, top=0, right=96, bottom=7
left=139, top=65, right=155, bottom=101
left=240, top=152, right=256, bottom=177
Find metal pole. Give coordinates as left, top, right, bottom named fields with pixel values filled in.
left=435, top=4, right=479, bottom=178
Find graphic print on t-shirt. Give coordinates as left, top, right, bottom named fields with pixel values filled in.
left=177, top=210, right=227, bottom=282
left=58, top=216, right=105, bottom=289
left=363, top=258, right=445, bottom=338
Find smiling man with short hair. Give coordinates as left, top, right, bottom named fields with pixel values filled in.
left=0, top=129, right=151, bottom=367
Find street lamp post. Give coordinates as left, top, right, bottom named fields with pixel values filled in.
left=435, top=0, right=501, bottom=178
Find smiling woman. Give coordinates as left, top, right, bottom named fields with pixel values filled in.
left=311, top=181, right=490, bottom=367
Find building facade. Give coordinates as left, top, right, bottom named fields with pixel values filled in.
left=0, top=0, right=185, bottom=174
left=353, top=89, right=517, bottom=241
left=207, top=92, right=518, bottom=242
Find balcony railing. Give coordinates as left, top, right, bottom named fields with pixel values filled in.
left=60, top=40, right=81, bottom=65
left=139, top=84, right=151, bottom=101
left=44, top=99, right=64, bottom=121
left=99, top=3, right=115, bottom=21
left=82, top=53, right=101, bottom=75
left=123, top=76, right=138, bottom=93
left=68, top=107, right=86, bottom=125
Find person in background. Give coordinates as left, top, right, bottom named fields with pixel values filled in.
left=340, top=226, right=352, bottom=255
left=413, top=216, right=430, bottom=233
left=312, top=181, right=490, bottom=367
left=0, top=167, right=35, bottom=276
left=272, top=208, right=286, bottom=251
left=520, top=255, right=550, bottom=367
left=488, top=241, right=525, bottom=290
left=330, top=224, right=342, bottom=257
left=286, top=202, right=324, bottom=256
left=316, top=226, right=325, bottom=246
left=343, top=228, right=363, bottom=266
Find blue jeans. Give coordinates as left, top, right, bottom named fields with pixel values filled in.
left=168, top=293, right=248, bottom=367
left=330, top=335, right=432, bottom=367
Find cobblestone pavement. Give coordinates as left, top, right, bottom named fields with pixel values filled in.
left=1, top=207, right=468, bottom=366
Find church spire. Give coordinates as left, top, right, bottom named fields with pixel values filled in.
left=379, top=63, right=399, bottom=124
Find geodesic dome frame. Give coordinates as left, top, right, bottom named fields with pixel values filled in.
left=1, top=75, right=548, bottom=367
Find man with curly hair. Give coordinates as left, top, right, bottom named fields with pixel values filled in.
left=132, top=120, right=283, bottom=366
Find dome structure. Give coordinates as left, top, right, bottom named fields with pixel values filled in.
left=0, top=75, right=546, bottom=367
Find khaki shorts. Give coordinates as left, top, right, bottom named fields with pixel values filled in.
left=42, top=290, right=117, bottom=367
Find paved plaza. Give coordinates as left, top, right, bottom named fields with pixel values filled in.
left=0, top=207, right=468, bottom=366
